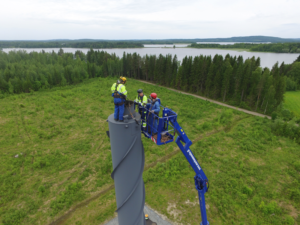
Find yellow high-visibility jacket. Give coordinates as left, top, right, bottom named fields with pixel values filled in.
left=111, top=83, right=127, bottom=97
left=135, top=95, right=147, bottom=105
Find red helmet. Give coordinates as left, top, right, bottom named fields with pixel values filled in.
left=150, top=93, right=157, bottom=99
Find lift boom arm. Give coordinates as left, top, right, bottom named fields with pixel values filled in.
left=138, top=102, right=209, bottom=225
left=170, top=117, right=209, bottom=225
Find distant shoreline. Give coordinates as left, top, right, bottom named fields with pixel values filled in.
left=3, top=46, right=300, bottom=54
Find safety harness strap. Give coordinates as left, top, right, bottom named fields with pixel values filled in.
left=114, top=101, right=124, bottom=106
left=113, top=83, right=126, bottom=99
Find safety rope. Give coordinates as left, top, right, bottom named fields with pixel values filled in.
left=125, top=100, right=139, bottom=125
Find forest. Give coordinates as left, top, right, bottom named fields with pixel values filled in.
left=0, top=49, right=299, bottom=116
left=1, top=36, right=300, bottom=48
left=190, top=42, right=300, bottom=53
left=0, top=41, right=143, bottom=49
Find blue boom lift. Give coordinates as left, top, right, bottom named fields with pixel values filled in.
left=136, top=100, right=209, bottom=225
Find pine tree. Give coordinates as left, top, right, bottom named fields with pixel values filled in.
left=249, top=67, right=262, bottom=107
left=221, top=60, right=233, bottom=102
left=171, top=55, right=178, bottom=87
left=213, top=70, right=222, bottom=99
left=240, top=60, right=251, bottom=102
left=255, top=68, right=269, bottom=111
left=264, top=85, right=276, bottom=114
left=205, top=64, right=214, bottom=97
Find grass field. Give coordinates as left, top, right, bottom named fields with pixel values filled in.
left=0, top=78, right=299, bottom=225
left=285, top=91, right=300, bottom=117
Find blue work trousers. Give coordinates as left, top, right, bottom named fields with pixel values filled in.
left=148, top=113, right=158, bottom=134
left=114, top=98, right=125, bottom=120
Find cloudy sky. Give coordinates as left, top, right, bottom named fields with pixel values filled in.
left=0, top=0, right=299, bottom=40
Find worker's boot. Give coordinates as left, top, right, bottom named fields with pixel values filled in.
left=114, top=119, right=119, bottom=122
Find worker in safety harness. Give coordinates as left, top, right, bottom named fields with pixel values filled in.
left=134, top=89, right=148, bottom=129
left=111, top=77, right=127, bottom=122
left=147, top=93, right=160, bottom=134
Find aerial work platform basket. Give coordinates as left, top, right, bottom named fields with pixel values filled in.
left=136, top=100, right=177, bottom=145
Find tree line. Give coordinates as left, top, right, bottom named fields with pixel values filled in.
left=0, top=41, right=143, bottom=49
left=190, top=43, right=300, bottom=53
left=0, top=49, right=299, bottom=115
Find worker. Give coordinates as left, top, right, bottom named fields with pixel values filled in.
left=111, top=77, right=127, bottom=122
left=145, top=214, right=149, bottom=220
left=135, top=89, right=148, bottom=106
left=147, top=93, right=160, bottom=134
left=135, top=89, right=148, bottom=129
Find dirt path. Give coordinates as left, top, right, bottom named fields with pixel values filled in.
left=137, top=80, right=272, bottom=119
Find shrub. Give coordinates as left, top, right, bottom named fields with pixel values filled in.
left=288, top=188, right=300, bottom=201
left=259, top=201, right=281, bottom=215
left=50, top=182, right=85, bottom=215
left=239, top=101, right=251, bottom=110
left=38, top=185, right=45, bottom=195
left=294, top=161, right=300, bottom=171
left=281, top=109, right=292, bottom=120
left=242, top=185, right=253, bottom=196
left=2, top=209, right=27, bottom=225
left=202, top=122, right=211, bottom=130
left=219, top=109, right=233, bottom=124
left=271, top=112, right=278, bottom=121
left=284, top=216, right=295, bottom=225
left=79, top=168, right=92, bottom=181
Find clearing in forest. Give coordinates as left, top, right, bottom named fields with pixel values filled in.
left=284, top=91, right=300, bottom=117
left=0, top=78, right=299, bottom=225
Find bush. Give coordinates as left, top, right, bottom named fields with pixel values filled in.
left=202, top=122, right=211, bottom=130
left=294, top=161, right=300, bottom=171
left=239, top=101, right=251, bottom=110
left=271, top=112, right=278, bottom=121
left=270, top=118, right=300, bottom=144
left=242, top=185, right=253, bottom=196
left=2, top=209, right=27, bottom=225
left=281, top=109, right=292, bottom=120
left=288, top=188, right=300, bottom=201
left=286, top=77, right=297, bottom=91
left=219, top=109, right=233, bottom=124
left=284, top=215, right=295, bottom=225
left=38, top=185, right=45, bottom=195
left=79, top=168, right=92, bottom=181
left=259, top=201, right=281, bottom=215
left=50, top=182, right=85, bottom=215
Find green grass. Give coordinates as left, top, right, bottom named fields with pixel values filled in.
left=0, top=77, right=299, bottom=225
left=285, top=91, right=300, bottom=117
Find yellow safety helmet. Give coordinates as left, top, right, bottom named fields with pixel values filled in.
left=120, top=76, right=127, bottom=83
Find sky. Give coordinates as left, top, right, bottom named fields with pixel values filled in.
left=0, top=0, right=300, bottom=40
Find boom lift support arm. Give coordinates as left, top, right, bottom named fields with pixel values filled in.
left=170, top=118, right=209, bottom=225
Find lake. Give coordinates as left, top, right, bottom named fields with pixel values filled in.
left=144, top=44, right=190, bottom=48
left=2, top=48, right=299, bottom=69
left=195, top=42, right=271, bottom=45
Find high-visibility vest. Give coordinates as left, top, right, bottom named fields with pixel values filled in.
left=135, top=95, right=147, bottom=128
left=135, top=95, right=147, bottom=105
left=111, top=83, right=127, bottom=97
